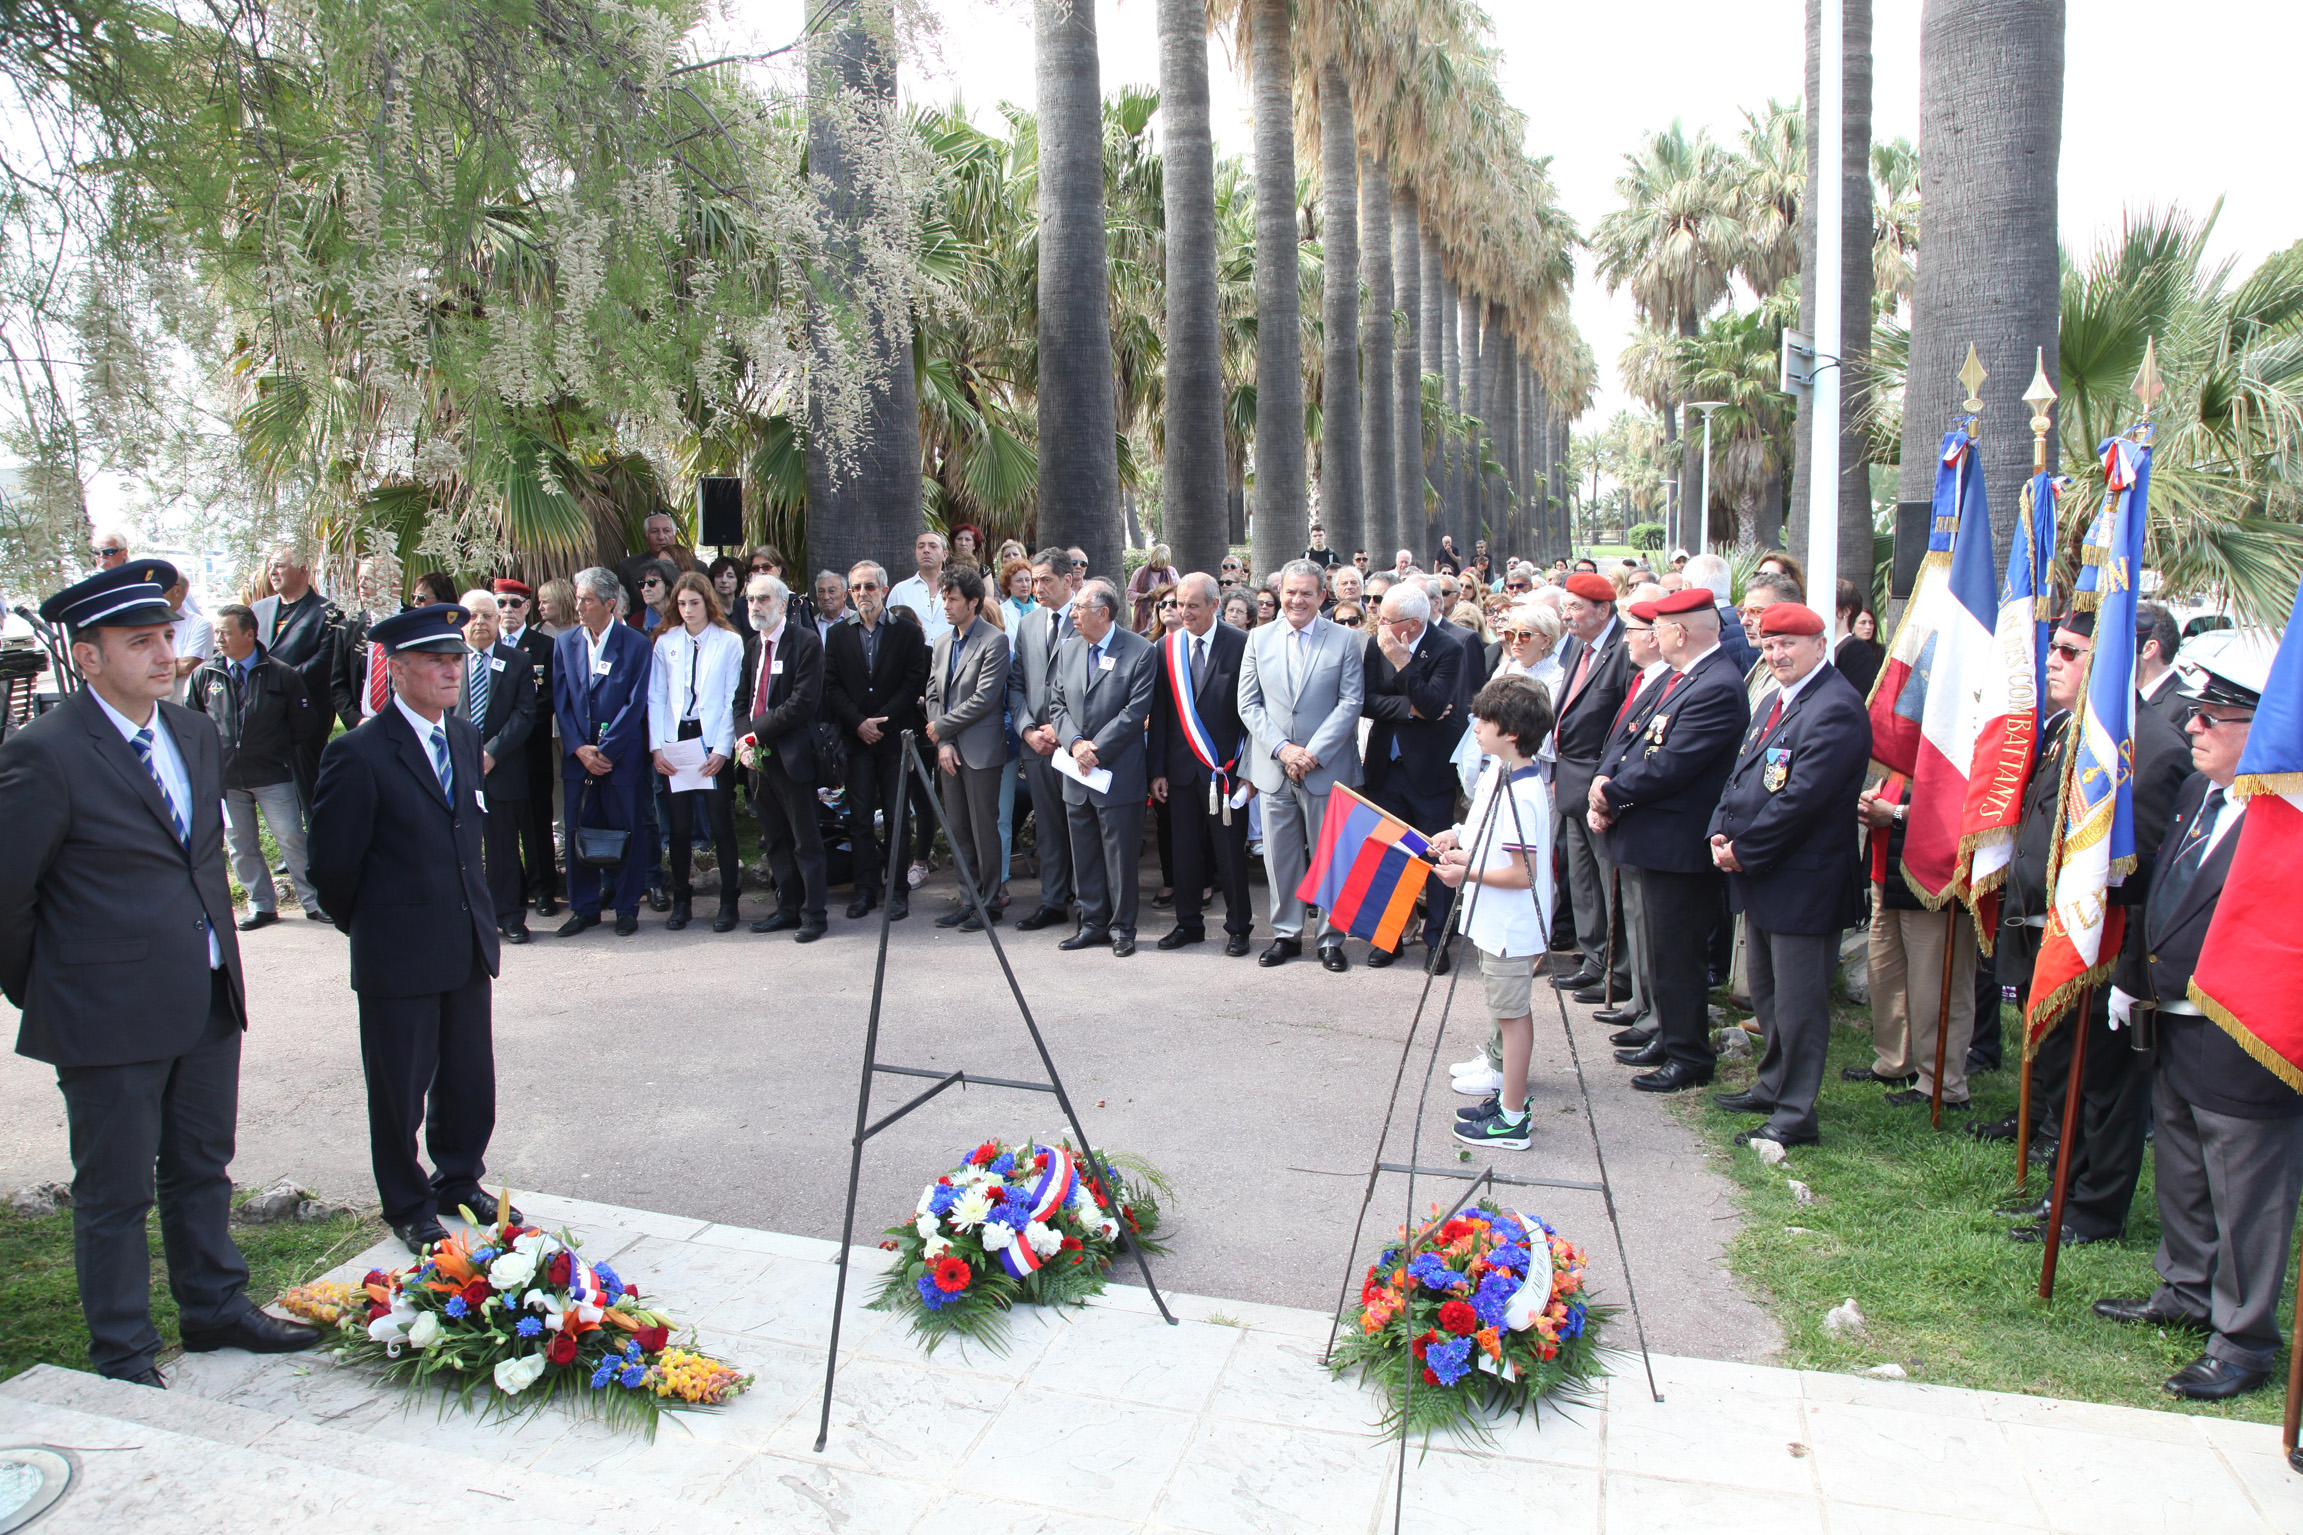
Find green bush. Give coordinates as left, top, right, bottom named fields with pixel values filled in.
left=1628, top=521, right=1666, bottom=552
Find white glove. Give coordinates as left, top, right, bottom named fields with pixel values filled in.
left=2108, top=986, right=2134, bottom=1030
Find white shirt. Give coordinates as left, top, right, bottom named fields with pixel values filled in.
left=649, top=623, right=745, bottom=754
left=888, top=573, right=953, bottom=643
left=394, top=695, right=454, bottom=797
left=1674, top=640, right=1722, bottom=675
left=1754, top=658, right=1832, bottom=723
left=581, top=620, right=617, bottom=682
left=170, top=602, right=212, bottom=703
left=1454, top=759, right=1555, bottom=960
left=2140, top=666, right=2181, bottom=704
left=93, top=689, right=220, bottom=967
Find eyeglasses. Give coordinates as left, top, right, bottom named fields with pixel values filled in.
left=642, top=578, right=665, bottom=590
left=90, top=546, right=124, bottom=558
left=1499, top=628, right=1536, bottom=643
left=1158, top=599, right=1177, bottom=610
left=1622, top=624, right=1655, bottom=634
left=499, top=595, right=527, bottom=607
left=2186, top=706, right=2255, bottom=730
left=1504, top=582, right=1530, bottom=593
left=851, top=580, right=880, bottom=592
left=2048, top=641, right=2091, bottom=662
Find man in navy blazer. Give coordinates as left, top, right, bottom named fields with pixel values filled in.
left=1705, top=604, right=1872, bottom=1148
left=1149, top=573, right=1254, bottom=954
left=737, top=573, right=830, bottom=940
left=308, top=604, right=506, bottom=1254
left=551, top=567, right=654, bottom=934
left=1591, top=587, right=1751, bottom=1092
left=1360, top=580, right=1468, bottom=966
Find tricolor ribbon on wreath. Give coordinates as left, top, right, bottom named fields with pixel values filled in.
left=1165, top=629, right=1245, bottom=822
left=997, top=1145, right=1080, bottom=1280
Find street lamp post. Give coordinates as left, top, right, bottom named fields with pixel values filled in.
left=1690, top=401, right=1724, bottom=559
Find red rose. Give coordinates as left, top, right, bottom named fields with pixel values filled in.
left=635, top=1324, right=670, bottom=1354
left=1409, top=1329, right=1438, bottom=1361
left=1437, top=1299, right=1478, bottom=1337
left=547, top=1252, right=572, bottom=1286
left=362, top=1269, right=390, bottom=1289
left=545, top=1331, right=579, bottom=1366
left=459, top=1278, right=491, bottom=1308
left=366, top=1302, right=389, bottom=1323
left=933, top=1255, right=973, bottom=1293
left=622, top=1284, right=639, bottom=1299
left=970, top=1142, right=1000, bottom=1167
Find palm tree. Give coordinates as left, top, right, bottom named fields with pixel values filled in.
left=1035, top=0, right=1123, bottom=577
left=1360, top=150, right=1397, bottom=564
left=1679, top=308, right=1797, bottom=546
left=1314, top=59, right=1362, bottom=558
left=1898, top=0, right=2061, bottom=556
left=1419, top=223, right=1443, bottom=541
left=1393, top=184, right=1424, bottom=557
left=1157, top=0, right=1228, bottom=576
left=1872, top=136, right=1919, bottom=319
left=1737, top=99, right=1804, bottom=295
left=1244, top=0, right=1304, bottom=575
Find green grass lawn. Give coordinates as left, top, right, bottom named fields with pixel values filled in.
left=1684, top=999, right=2300, bottom=1422
left=0, top=1200, right=385, bottom=1383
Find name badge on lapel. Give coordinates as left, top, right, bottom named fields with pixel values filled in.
left=1099, top=654, right=1116, bottom=672
left=1762, top=746, right=1792, bottom=793
left=475, top=788, right=488, bottom=813
left=489, top=655, right=506, bottom=672
left=593, top=658, right=613, bottom=678
left=770, top=660, right=785, bottom=675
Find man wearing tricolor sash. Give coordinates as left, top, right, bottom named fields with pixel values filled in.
left=1149, top=573, right=1255, bottom=955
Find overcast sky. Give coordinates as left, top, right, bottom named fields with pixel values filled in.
left=757, top=0, right=2297, bottom=427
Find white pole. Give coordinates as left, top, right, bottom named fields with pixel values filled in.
left=1699, top=411, right=1713, bottom=559
left=1807, top=0, right=1843, bottom=618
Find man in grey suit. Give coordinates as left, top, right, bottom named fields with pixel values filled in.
left=924, top=565, right=1013, bottom=931
left=1050, top=578, right=1157, bottom=956
left=1239, top=559, right=1366, bottom=971
left=1009, top=548, right=1079, bottom=931
left=0, top=560, right=323, bottom=1387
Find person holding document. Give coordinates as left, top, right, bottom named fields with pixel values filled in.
left=648, top=574, right=745, bottom=932
left=1050, top=580, right=1157, bottom=956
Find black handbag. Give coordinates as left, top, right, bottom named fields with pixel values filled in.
left=570, top=777, right=630, bottom=868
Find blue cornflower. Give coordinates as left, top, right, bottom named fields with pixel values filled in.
left=590, top=1359, right=617, bottom=1389
left=916, top=1274, right=957, bottom=1311
left=1407, top=1254, right=1461, bottom=1292
left=928, top=1184, right=960, bottom=1216
left=1487, top=1214, right=1526, bottom=1245
left=988, top=1199, right=1031, bottom=1230
left=1559, top=1302, right=1587, bottom=1341
left=988, top=1152, right=1016, bottom=1176
left=1425, top=1336, right=1474, bottom=1387
left=591, top=1263, right=624, bottom=1299
left=619, top=1364, right=647, bottom=1389
left=1487, top=1244, right=1530, bottom=1275
left=470, top=1246, right=497, bottom=1265
left=1377, top=1246, right=1402, bottom=1268
left=1471, top=1273, right=1517, bottom=1329
left=516, top=1317, right=543, bottom=1337
left=444, top=1297, right=468, bottom=1319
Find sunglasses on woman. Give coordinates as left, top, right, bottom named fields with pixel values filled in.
left=1499, top=628, right=1536, bottom=643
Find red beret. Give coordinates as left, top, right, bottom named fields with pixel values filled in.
left=1627, top=598, right=1661, bottom=623
left=492, top=578, right=533, bottom=597
left=1564, top=572, right=1616, bottom=604
left=1758, top=603, right=1826, bottom=637
left=1651, top=587, right=1715, bottom=616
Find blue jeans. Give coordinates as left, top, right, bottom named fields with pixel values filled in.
left=997, top=757, right=1025, bottom=887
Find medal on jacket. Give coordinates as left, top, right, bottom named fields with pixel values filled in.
left=1642, top=712, right=1671, bottom=756
left=1762, top=746, right=1791, bottom=793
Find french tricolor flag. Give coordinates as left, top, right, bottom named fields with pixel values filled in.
left=1960, top=471, right=2055, bottom=933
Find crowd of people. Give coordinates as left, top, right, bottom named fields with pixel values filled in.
left=1, top=518, right=2285, bottom=1411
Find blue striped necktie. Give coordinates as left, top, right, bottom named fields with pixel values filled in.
left=130, top=727, right=189, bottom=847
left=429, top=725, right=454, bottom=804
left=466, top=651, right=490, bottom=726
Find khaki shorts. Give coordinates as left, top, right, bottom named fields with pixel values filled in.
left=1479, top=946, right=1535, bottom=1020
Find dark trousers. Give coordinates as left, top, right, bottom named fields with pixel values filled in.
left=1171, top=774, right=1253, bottom=936
left=1968, top=946, right=2004, bottom=1071
left=1067, top=792, right=1146, bottom=936
left=1020, top=748, right=1076, bottom=913
left=753, top=757, right=827, bottom=919
left=1639, top=866, right=1723, bottom=1074
left=356, top=952, right=495, bottom=1228
left=522, top=755, right=557, bottom=899
left=1748, top=922, right=1840, bottom=1140
left=2030, top=998, right=2152, bottom=1240
left=1370, top=772, right=1458, bottom=951
left=844, top=743, right=908, bottom=896
left=481, top=801, right=526, bottom=927
left=942, top=759, right=1004, bottom=906
left=2149, top=1071, right=2303, bottom=1372
left=55, top=972, right=251, bottom=1377
left=1558, top=796, right=1625, bottom=989
left=564, top=768, right=647, bottom=916
left=666, top=780, right=739, bottom=906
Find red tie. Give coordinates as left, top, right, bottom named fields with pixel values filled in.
left=365, top=640, right=389, bottom=715
left=1757, top=693, right=1785, bottom=740
left=1550, top=646, right=1596, bottom=749
left=752, top=634, right=775, bottom=715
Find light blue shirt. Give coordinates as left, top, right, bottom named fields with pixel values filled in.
left=90, top=689, right=220, bottom=968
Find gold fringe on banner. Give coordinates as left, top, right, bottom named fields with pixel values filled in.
left=2189, top=981, right=2303, bottom=1096
left=2231, top=772, right=2303, bottom=802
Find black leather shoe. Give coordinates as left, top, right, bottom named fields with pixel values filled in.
left=1884, top=1088, right=1968, bottom=1110
left=1259, top=938, right=1302, bottom=967
left=1968, top=1114, right=2021, bottom=1142
left=1157, top=927, right=1205, bottom=951
left=1015, top=906, right=1067, bottom=931
left=1111, top=934, right=1136, bottom=958
left=181, top=1310, right=325, bottom=1354
left=1713, top=1090, right=1775, bottom=1114
left=1996, top=1196, right=2051, bottom=1218
left=304, top=909, right=332, bottom=921
left=613, top=910, right=639, bottom=936
left=1632, top=1062, right=1714, bottom=1093
left=1428, top=945, right=1453, bottom=976
left=236, top=910, right=278, bottom=931
left=2163, top=1354, right=2270, bottom=1401
left=1571, top=984, right=1614, bottom=1005
left=393, top=1216, right=450, bottom=1252
left=886, top=893, right=909, bottom=921
left=847, top=890, right=878, bottom=920
left=934, top=905, right=970, bottom=928
left=501, top=925, right=530, bottom=945
left=534, top=894, right=559, bottom=918
left=114, top=1365, right=166, bottom=1388
left=1841, top=1065, right=1914, bottom=1084
left=1367, top=945, right=1397, bottom=969
left=647, top=885, right=672, bottom=913
left=666, top=898, right=692, bottom=932
left=451, top=1190, right=523, bottom=1227
left=1596, top=1006, right=1642, bottom=1026
left=1058, top=927, right=1112, bottom=951
left=1225, top=932, right=1252, bottom=957
left=1319, top=944, right=1350, bottom=973
left=1615, top=1039, right=1667, bottom=1067
left=1609, top=1026, right=1656, bottom=1048
left=1734, top=1125, right=1818, bottom=1149
left=752, top=910, right=801, bottom=934
left=795, top=919, right=827, bottom=943
left=2093, top=1295, right=2209, bottom=1332
left=1551, top=967, right=1603, bottom=991
left=556, top=912, right=600, bottom=937
left=713, top=903, right=740, bottom=933
left=2008, top=1222, right=2110, bottom=1246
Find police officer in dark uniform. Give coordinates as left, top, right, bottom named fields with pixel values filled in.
left=1992, top=609, right=2193, bottom=1245
left=2093, top=630, right=2295, bottom=1402
left=0, top=561, right=322, bottom=1385
left=1706, top=603, right=1873, bottom=1148
left=1590, top=586, right=1751, bottom=1092
left=307, top=604, right=511, bottom=1253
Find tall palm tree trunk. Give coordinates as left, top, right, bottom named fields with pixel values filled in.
left=1486, top=302, right=1512, bottom=555
left=1035, top=0, right=1122, bottom=578
left=804, top=0, right=921, bottom=580
left=1247, top=0, right=1304, bottom=576
left=1156, top=0, right=1227, bottom=576
left=1394, top=188, right=1424, bottom=560
left=1360, top=153, right=1396, bottom=566
left=1419, top=225, right=1443, bottom=536
left=1439, top=267, right=1460, bottom=557
left=1899, top=0, right=2062, bottom=555
left=1460, top=290, right=1482, bottom=548
left=1676, top=309, right=1706, bottom=547
left=1791, top=0, right=1877, bottom=569
left=1316, top=63, right=1362, bottom=559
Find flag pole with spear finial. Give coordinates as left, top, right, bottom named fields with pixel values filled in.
left=2010, top=350, right=2058, bottom=1185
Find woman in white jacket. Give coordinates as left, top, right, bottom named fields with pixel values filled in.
left=649, top=573, right=747, bottom=931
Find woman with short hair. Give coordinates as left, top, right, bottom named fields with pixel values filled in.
left=1128, top=542, right=1181, bottom=631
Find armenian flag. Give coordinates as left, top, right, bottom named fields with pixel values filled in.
left=2189, top=577, right=2303, bottom=1090
left=1297, top=786, right=1434, bottom=952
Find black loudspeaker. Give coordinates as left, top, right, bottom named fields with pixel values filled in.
left=698, top=477, right=743, bottom=548
left=1891, top=500, right=1931, bottom=600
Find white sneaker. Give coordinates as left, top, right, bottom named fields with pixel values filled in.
left=1448, top=1057, right=1489, bottom=1078
left=1452, top=1066, right=1504, bottom=1096
left=907, top=860, right=929, bottom=890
